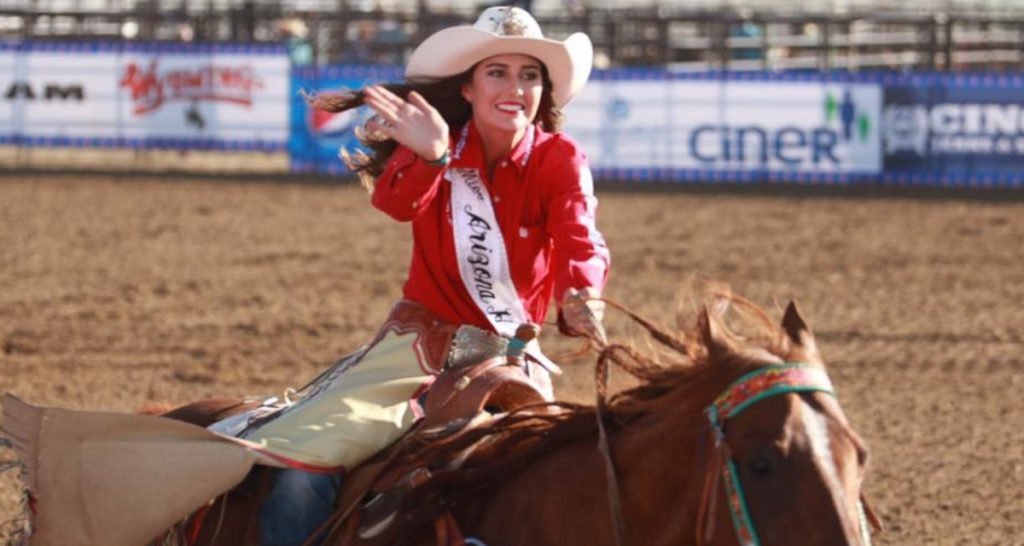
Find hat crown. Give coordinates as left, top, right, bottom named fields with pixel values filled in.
left=474, top=6, right=543, bottom=39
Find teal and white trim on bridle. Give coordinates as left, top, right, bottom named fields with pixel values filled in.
left=701, top=363, right=875, bottom=546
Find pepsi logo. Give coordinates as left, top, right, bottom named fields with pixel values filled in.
left=307, top=107, right=355, bottom=140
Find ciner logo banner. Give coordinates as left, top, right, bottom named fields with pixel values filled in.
left=565, top=79, right=883, bottom=175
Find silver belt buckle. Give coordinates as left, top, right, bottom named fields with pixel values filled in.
left=448, top=325, right=508, bottom=368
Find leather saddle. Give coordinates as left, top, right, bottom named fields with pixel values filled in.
left=328, top=326, right=556, bottom=544
left=421, top=355, right=550, bottom=429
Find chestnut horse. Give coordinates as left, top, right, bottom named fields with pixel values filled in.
left=161, top=296, right=880, bottom=546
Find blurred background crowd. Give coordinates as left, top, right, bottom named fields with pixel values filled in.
left=3, top=0, right=1024, bottom=73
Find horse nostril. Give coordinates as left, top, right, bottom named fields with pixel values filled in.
left=749, top=456, right=773, bottom=477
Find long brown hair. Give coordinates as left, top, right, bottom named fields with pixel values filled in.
left=308, top=61, right=565, bottom=188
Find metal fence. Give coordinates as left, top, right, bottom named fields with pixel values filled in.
left=2, top=2, right=1024, bottom=71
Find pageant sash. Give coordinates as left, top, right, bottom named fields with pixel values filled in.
left=446, top=166, right=529, bottom=338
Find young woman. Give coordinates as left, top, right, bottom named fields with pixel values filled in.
left=253, top=6, right=610, bottom=544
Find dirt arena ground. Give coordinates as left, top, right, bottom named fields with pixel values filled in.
left=0, top=173, right=1022, bottom=545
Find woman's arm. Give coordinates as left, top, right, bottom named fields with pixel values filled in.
left=542, top=139, right=611, bottom=336
left=371, top=146, right=447, bottom=221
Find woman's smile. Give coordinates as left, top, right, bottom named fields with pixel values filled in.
left=495, top=101, right=527, bottom=115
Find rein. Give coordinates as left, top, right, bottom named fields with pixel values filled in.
left=588, top=296, right=684, bottom=546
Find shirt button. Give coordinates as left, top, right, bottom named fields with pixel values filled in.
left=500, top=161, right=508, bottom=168
left=519, top=227, right=528, bottom=238
left=494, top=195, right=501, bottom=203
left=397, top=172, right=404, bottom=179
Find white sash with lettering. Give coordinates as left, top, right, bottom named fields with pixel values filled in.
left=446, top=167, right=529, bottom=337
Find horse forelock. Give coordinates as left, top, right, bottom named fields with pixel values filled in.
left=604, top=291, right=796, bottom=411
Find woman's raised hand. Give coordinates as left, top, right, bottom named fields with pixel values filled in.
left=363, top=85, right=449, bottom=162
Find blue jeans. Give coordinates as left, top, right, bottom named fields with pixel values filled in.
left=260, top=468, right=342, bottom=546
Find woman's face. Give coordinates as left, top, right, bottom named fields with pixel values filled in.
left=462, top=53, right=544, bottom=137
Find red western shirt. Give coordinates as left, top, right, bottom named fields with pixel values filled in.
left=372, top=121, right=610, bottom=332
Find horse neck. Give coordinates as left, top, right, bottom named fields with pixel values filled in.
left=445, top=359, right=759, bottom=546
left=607, top=360, right=748, bottom=544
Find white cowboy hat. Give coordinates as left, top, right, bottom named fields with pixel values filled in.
left=405, top=6, right=593, bottom=108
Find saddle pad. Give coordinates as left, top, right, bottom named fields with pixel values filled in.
left=1, top=394, right=273, bottom=546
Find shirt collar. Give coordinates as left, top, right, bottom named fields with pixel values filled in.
left=450, top=121, right=537, bottom=175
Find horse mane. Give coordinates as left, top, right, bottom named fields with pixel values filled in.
left=377, top=288, right=797, bottom=537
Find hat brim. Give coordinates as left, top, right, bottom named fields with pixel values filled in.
left=406, top=27, right=592, bottom=108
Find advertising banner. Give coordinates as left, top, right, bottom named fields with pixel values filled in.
left=289, top=65, right=402, bottom=173
left=883, top=74, right=1024, bottom=187
left=9, top=47, right=1019, bottom=189
left=564, top=74, right=883, bottom=182
left=0, top=42, right=289, bottom=150
left=0, top=47, right=18, bottom=138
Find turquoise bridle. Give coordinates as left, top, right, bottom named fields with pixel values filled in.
left=700, top=364, right=874, bottom=546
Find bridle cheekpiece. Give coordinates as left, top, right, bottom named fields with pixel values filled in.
left=700, top=363, right=872, bottom=546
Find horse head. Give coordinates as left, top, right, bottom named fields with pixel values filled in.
left=696, top=300, right=879, bottom=546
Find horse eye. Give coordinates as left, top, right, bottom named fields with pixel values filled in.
left=748, top=455, right=774, bottom=477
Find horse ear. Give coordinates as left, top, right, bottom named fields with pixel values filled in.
left=782, top=301, right=821, bottom=363
left=698, top=305, right=730, bottom=359
left=781, top=301, right=809, bottom=340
